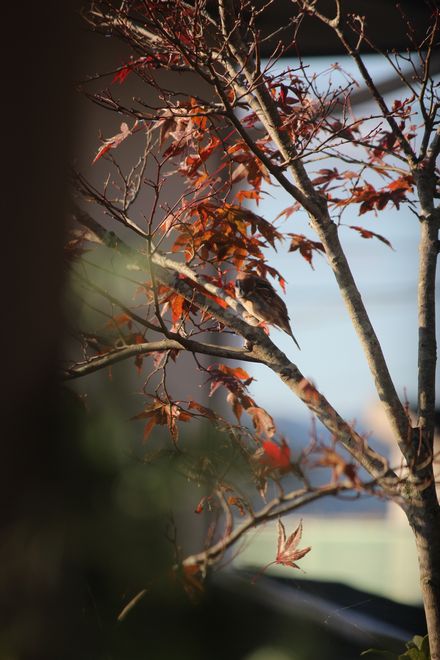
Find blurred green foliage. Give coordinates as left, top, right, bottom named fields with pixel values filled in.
left=362, top=634, right=431, bottom=659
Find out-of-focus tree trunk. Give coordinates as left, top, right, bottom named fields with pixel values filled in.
left=0, top=3, right=80, bottom=657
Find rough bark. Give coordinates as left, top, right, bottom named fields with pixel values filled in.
left=406, top=484, right=440, bottom=660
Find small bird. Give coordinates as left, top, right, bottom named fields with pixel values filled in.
left=235, top=272, right=301, bottom=349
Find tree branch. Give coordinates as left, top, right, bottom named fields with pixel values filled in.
left=297, top=0, right=417, bottom=166
left=415, top=174, right=440, bottom=453
left=182, top=482, right=357, bottom=568
left=74, top=208, right=396, bottom=486
left=71, top=204, right=239, bottom=312
left=213, top=0, right=412, bottom=459
left=64, top=338, right=260, bottom=379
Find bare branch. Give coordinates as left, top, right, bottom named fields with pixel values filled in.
left=297, top=0, right=417, bottom=166
left=64, top=338, right=260, bottom=379
left=74, top=208, right=396, bottom=485
left=212, top=0, right=412, bottom=458
left=182, top=482, right=358, bottom=569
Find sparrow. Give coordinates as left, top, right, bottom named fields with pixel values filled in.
left=235, top=272, right=301, bottom=349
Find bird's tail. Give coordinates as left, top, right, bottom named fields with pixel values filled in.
left=290, top=331, right=301, bottom=351
left=276, top=318, right=301, bottom=349
left=283, top=326, right=301, bottom=350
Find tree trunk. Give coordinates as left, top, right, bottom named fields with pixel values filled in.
left=407, top=482, right=440, bottom=659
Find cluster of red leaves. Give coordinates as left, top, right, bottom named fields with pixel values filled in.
left=266, top=76, right=326, bottom=146
left=282, top=99, right=322, bottom=145
left=132, top=396, right=220, bottom=444
left=132, top=398, right=192, bottom=443
left=207, top=364, right=277, bottom=441
left=371, top=98, right=416, bottom=161
left=159, top=99, right=213, bottom=158
left=178, top=136, right=222, bottom=179
left=207, top=364, right=254, bottom=399
left=335, top=175, right=414, bottom=215
left=170, top=202, right=282, bottom=268
left=94, top=95, right=216, bottom=171
left=85, top=8, right=422, bottom=513
left=228, top=140, right=272, bottom=193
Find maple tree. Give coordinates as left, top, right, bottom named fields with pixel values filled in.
left=68, top=0, right=440, bottom=655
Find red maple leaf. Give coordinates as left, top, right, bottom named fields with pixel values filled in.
left=276, top=519, right=311, bottom=569
left=252, top=519, right=311, bottom=583
left=261, top=439, right=291, bottom=469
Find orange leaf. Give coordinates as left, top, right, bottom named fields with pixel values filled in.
left=247, top=406, right=276, bottom=438
left=226, top=392, right=243, bottom=422
left=188, top=400, right=217, bottom=419
left=105, top=313, right=133, bottom=330
left=142, top=418, right=156, bottom=442
left=170, top=294, right=185, bottom=323
left=219, top=365, right=250, bottom=381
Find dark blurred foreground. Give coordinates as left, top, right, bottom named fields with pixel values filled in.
left=1, top=380, right=426, bottom=659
